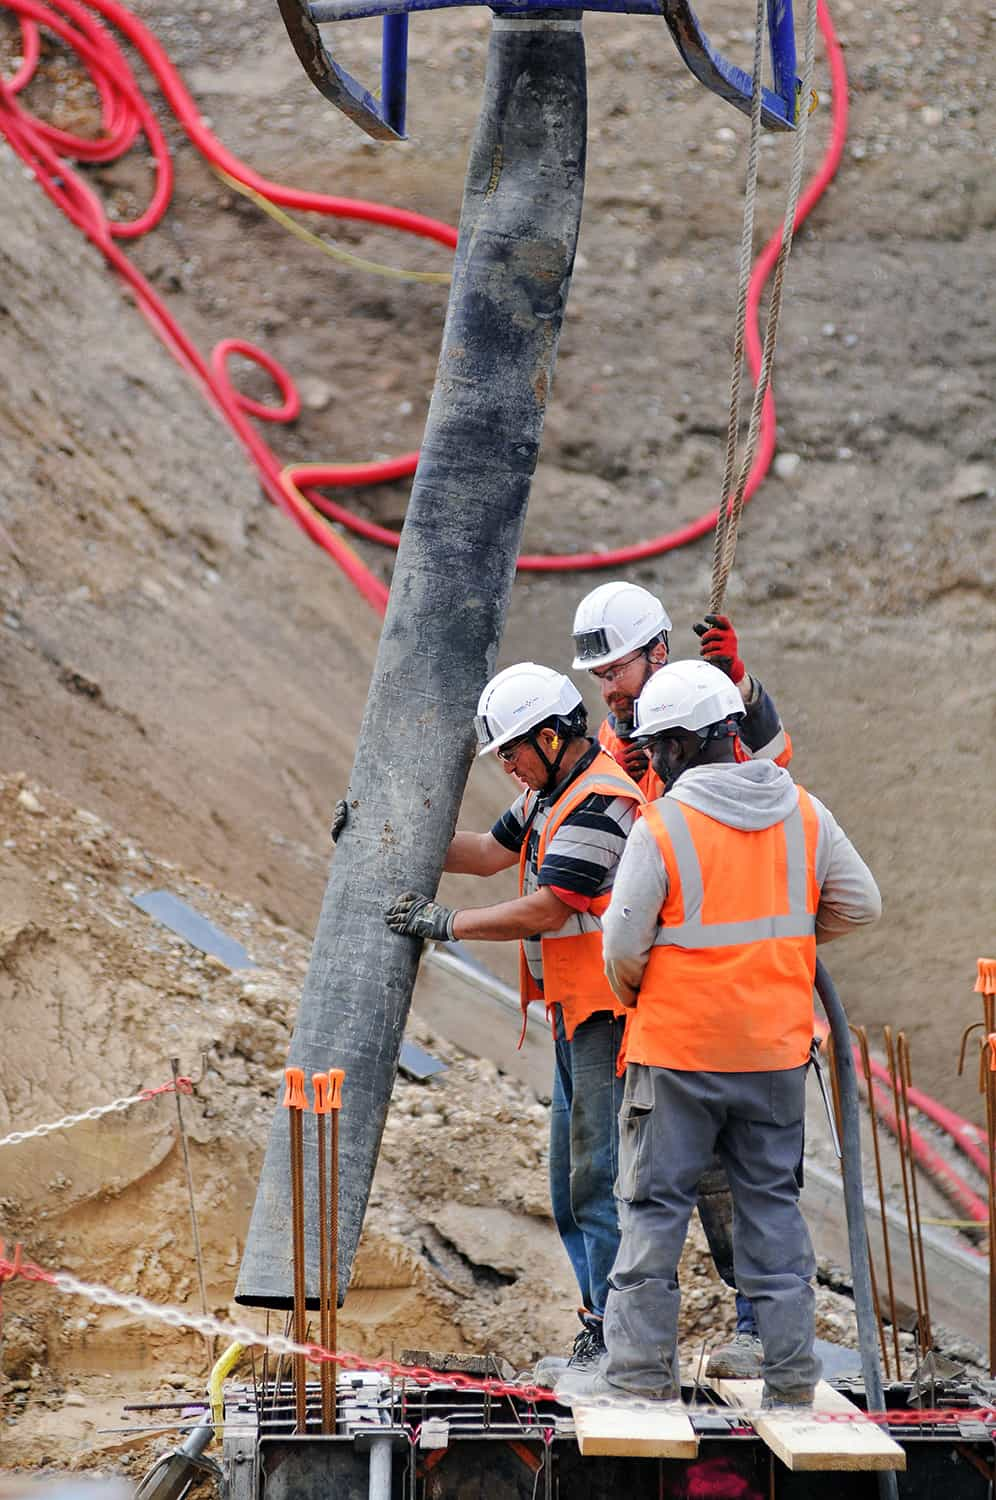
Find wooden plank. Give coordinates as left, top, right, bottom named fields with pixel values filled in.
left=572, top=1399, right=699, bottom=1458
left=711, top=1379, right=906, bottom=1472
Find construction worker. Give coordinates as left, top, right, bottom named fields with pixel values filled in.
left=384, top=663, right=644, bottom=1375
left=572, top=580, right=790, bottom=795
left=562, top=660, right=881, bottom=1407
left=572, top=579, right=791, bottom=1378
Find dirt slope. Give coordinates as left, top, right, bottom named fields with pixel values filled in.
left=0, top=0, right=994, bottom=1474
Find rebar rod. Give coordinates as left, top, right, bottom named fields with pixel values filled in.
left=985, top=1039, right=996, bottom=1378
left=315, top=1086, right=333, bottom=1433
left=815, top=960, right=898, bottom=1500
left=854, top=1025, right=902, bottom=1377
left=897, top=1033, right=932, bottom=1352
left=883, top=1026, right=927, bottom=1358
left=979, top=961, right=996, bottom=1379
left=330, top=1076, right=343, bottom=1425
left=284, top=1069, right=309, bottom=1431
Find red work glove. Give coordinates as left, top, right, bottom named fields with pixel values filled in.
left=693, top=613, right=746, bottom=685
left=614, top=738, right=650, bottom=779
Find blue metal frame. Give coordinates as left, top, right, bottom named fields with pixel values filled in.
left=278, top=0, right=802, bottom=142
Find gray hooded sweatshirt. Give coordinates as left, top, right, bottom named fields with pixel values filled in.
left=602, top=759, right=882, bottom=1008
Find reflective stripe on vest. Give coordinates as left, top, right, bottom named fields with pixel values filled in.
left=628, top=787, right=820, bottom=1072
left=516, top=748, right=644, bottom=1044
left=645, top=797, right=816, bottom=950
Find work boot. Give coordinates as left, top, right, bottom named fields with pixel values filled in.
left=705, top=1332, right=764, bottom=1380
left=555, top=1364, right=678, bottom=1407
left=531, top=1310, right=607, bottom=1386
left=760, top=1384, right=816, bottom=1409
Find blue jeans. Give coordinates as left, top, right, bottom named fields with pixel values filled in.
left=549, top=1007, right=626, bottom=1317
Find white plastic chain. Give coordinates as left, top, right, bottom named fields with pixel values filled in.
left=0, top=1080, right=187, bottom=1149
left=49, top=1267, right=306, bottom=1357
left=7, top=1260, right=993, bottom=1426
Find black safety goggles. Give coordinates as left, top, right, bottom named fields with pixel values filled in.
left=572, top=627, right=611, bottom=663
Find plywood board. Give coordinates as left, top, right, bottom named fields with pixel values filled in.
left=711, top=1379, right=906, bottom=1472
left=572, top=1399, right=699, bottom=1458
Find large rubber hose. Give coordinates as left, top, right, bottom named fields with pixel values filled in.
left=815, top=959, right=900, bottom=1500
left=236, top=11, right=588, bottom=1306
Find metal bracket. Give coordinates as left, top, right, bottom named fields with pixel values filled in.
left=278, top=0, right=803, bottom=141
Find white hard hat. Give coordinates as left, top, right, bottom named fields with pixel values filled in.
left=631, top=660, right=744, bottom=740
left=572, top=581, right=672, bottom=670
left=474, top=663, right=583, bottom=758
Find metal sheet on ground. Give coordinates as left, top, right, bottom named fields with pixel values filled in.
left=571, top=1399, right=699, bottom=1458
left=397, top=1039, right=446, bottom=1081
left=710, top=1379, right=906, bottom=1471
left=131, top=889, right=255, bottom=968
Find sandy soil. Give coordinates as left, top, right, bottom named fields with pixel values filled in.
left=0, top=0, right=993, bottom=1477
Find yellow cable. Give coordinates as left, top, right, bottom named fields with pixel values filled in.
left=209, top=1340, right=246, bottom=1430
left=214, top=168, right=451, bottom=285
left=279, top=467, right=377, bottom=568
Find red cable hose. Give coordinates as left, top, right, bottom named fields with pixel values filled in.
left=1, top=0, right=847, bottom=589
left=863, top=1056, right=990, bottom=1182
left=866, top=1078, right=988, bottom=1227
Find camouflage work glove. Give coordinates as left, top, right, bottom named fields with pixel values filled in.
left=385, top=890, right=457, bottom=942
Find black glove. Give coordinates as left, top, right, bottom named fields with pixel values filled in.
left=330, top=799, right=348, bottom=844
left=385, top=890, right=457, bottom=942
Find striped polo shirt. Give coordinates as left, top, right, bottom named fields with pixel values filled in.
left=491, top=742, right=639, bottom=990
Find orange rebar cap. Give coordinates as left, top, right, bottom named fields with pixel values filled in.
left=312, top=1073, right=331, bottom=1113
left=975, top=959, right=996, bottom=996
left=328, top=1069, right=346, bottom=1109
left=282, top=1066, right=308, bottom=1110
left=988, top=1035, right=996, bottom=1074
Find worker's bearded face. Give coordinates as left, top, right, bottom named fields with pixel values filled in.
left=596, top=653, right=655, bottom=730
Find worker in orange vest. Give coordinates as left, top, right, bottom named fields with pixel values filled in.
left=572, top=580, right=790, bottom=797
left=385, top=663, right=644, bottom=1376
left=572, top=580, right=793, bottom=1378
left=560, top=660, right=881, bottom=1408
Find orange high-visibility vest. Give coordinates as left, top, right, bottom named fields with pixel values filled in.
left=518, top=748, right=644, bottom=1042
left=625, top=788, right=821, bottom=1072
left=598, top=716, right=793, bottom=802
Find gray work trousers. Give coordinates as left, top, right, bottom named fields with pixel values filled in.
left=604, top=1063, right=821, bottom=1397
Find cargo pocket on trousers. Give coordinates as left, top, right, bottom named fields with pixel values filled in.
left=769, top=1065, right=807, bottom=1126
left=615, top=1065, right=655, bottom=1204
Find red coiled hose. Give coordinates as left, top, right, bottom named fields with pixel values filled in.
left=1, top=0, right=847, bottom=601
